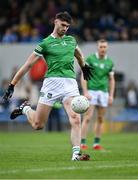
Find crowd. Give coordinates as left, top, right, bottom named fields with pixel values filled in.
left=0, top=0, right=138, bottom=43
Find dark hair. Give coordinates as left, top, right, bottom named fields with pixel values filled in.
left=55, top=12, right=72, bottom=24
left=97, top=39, right=108, bottom=44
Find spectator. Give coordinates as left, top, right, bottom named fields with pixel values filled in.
left=2, top=28, right=18, bottom=43
left=124, top=81, right=138, bottom=108
left=83, top=27, right=93, bottom=41
left=33, top=18, right=47, bottom=38
left=0, top=0, right=138, bottom=43
left=30, top=28, right=42, bottom=43
left=18, top=15, right=31, bottom=42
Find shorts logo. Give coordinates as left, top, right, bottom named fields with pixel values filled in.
left=47, top=93, right=52, bottom=98
left=40, top=92, right=45, bottom=97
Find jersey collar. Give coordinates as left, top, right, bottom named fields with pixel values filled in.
left=51, top=33, right=56, bottom=38
left=95, top=52, right=107, bottom=60
left=50, top=33, right=65, bottom=39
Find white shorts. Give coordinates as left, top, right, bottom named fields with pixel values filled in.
left=88, top=90, right=109, bottom=107
left=39, top=77, right=80, bottom=106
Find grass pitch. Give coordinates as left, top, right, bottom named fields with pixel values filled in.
left=0, top=131, right=138, bottom=179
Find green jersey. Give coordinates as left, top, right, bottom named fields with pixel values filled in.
left=34, top=34, right=77, bottom=79
left=86, top=53, right=114, bottom=92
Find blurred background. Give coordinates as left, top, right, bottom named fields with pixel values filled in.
left=0, top=0, right=138, bottom=133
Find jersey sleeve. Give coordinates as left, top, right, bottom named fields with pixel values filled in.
left=109, top=61, right=115, bottom=75
left=72, top=36, right=78, bottom=49
left=34, top=40, right=46, bottom=57
left=86, top=55, right=93, bottom=65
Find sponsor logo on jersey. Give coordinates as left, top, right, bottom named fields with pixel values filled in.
left=47, top=93, right=52, bottom=98
left=61, top=41, right=67, bottom=46
left=100, top=64, right=105, bottom=69
left=94, top=63, right=98, bottom=66
left=50, top=43, right=60, bottom=47
left=50, top=41, right=67, bottom=47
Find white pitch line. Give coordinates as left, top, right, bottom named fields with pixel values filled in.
left=0, top=167, right=88, bottom=175
left=0, top=163, right=138, bottom=175
left=98, top=164, right=138, bottom=169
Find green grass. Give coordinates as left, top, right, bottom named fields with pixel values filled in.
left=0, top=131, right=138, bottom=179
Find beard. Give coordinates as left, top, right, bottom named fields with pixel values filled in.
left=58, top=29, right=66, bottom=36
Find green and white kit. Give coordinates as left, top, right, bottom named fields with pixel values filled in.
left=86, top=52, right=114, bottom=107
left=34, top=34, right=79, bottom=106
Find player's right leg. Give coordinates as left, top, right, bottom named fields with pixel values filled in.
left=93, top=106, right=106, bottom=150
left=10, top=101, right=52, bottom=130
left=81, top=105, right=94, bottom=150
left=93, top=91, right=108, bottom=150
left=19, top=77, right=65, bottom=129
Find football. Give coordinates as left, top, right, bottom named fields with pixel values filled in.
left=71, top=95, right=90, bottom=114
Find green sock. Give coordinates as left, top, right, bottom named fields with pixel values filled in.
left=94, top=137, right=100, bottom=144
left=81, top=138, right=86, bottom=144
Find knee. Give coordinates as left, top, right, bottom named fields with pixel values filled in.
left=97, top=116, right=104, bottom=123
left=33, top=122, right=44, bottom=130
left=82, top=112, right=91, bottom=124
left=70, top=113, right=81, bottom=126
left=83, top=115, right=91, bottom=124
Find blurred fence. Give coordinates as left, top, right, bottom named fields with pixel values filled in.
left=0, top=43, right=138, bottom=84
left=0, top=42, right=138, bottom=132
left=1, top=99, right=138, bottom=132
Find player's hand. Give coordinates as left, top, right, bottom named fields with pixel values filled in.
left=2, top=84, right=14, bottom=102
left=84, top=92, right=92, bottom=100
left=108, top=96, right=114, bottom=105
left=81, top=64, right=94, bottom=81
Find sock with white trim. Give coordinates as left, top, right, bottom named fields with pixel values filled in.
left=72, top=146, right=80, bottom=155
left=22, top=106, right=31, bottom=116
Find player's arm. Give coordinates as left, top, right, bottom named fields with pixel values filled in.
left=11, top=53, right=39, bottom=85
left=108, top=72, right=115, bottom=105
left=3, top=53, right=40, bottom=101
left=74, top=46, right=92, bottom=80
left=81, top=73, right=91, bottom=100
left=74, top=46, right=85, bottom=67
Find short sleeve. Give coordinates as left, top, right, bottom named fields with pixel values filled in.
left=109, top=62, right=115, bottom=75
left=34, top=40, right=46, bottom=57
left=71, top=36, right=77, bottom=49
left=75, top=40, right=78, bottom=49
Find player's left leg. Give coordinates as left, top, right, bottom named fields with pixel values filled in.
left=93, top=106, right=106, bottom=150
left=62, top=78, right=90, bottom=160
left=63, top=97, right=81, bottom=158
left=63, top=97, right=90, bottom=161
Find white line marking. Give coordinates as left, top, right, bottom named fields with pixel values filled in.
left=98, top=164, right=138, bottom=169
left=0, top=163, right=138, bottom=175
left=0, top=167, right=83, bottom=175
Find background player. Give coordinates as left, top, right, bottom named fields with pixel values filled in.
left=81, top=39, right=115, bottom=150
left=3, top=12, right=92, bottom=160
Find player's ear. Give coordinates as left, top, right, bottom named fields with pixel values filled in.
left=54, top=19, right=58, bottom=25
